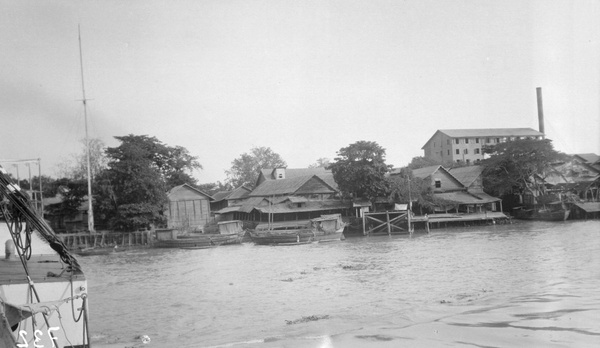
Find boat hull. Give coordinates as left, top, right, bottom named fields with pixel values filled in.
left=249, top=230, right=315, bottom=245
left=513, top=207, right=570, bottom=221
left=154, top=233, right=242, bottom=248
left=312, top=227, right=345, bottom=242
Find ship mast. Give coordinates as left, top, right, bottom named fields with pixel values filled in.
left=78, top=25, right=95, bottom=233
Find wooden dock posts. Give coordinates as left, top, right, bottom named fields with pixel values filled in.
left=59, top=231, right=153, bottom=249
left=362, top=210, right=429, bottom=235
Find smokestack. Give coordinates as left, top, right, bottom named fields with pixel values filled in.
left=536, top=87, right=545, bottom=135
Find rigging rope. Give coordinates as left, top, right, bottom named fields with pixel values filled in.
left=0, top=165, right=81, bottom=272
left=1, top=164, right=82, bottom=346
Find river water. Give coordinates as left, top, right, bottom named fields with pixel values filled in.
left=82, top=220, right=600, bottom=348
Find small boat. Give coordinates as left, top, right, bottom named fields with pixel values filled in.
left=154, top=220, right=246, bottom=248
left=250, top=214, right=346, bottom=245
left=310, top=214, right=346, bottom=242
left=74, top=245, right=120, bottom=256
left=249, top=226, right=316, bottom=245
left=513, top=203, right=570, bottom=221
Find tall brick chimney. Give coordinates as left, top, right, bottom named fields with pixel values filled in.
left=536, top=87, right=545, bottom=134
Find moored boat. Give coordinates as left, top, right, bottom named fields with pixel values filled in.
left=249, top=225, right=315, bottom=245
left=512, top=203, right=570, bottom=221
left=74, top=245, right=121, bottom=256
left=310, top=214, right=346, bottom=242
left=154, top=220, right=246, bottom=248
left=250, top=214, right=346, bottom=245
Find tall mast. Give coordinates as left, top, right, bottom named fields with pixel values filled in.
left=78, top=25, right=95, bottom=233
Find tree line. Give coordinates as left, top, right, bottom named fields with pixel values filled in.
left=10, top=134, right=564, bottom=231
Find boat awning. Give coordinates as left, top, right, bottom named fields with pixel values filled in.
left=574, top=202, right=600, bottom=213
left=394, top=203, right=408, bottom=211
left=434, top=191, right=500, bottom=205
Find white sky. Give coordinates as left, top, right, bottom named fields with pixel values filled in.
left=1, top=0, right=599, bottom=184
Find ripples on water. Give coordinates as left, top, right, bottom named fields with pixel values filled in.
left=81, top=220, right=600, bottom=348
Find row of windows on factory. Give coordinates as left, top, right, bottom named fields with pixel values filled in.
left=445, top=148, right=481, bottom=155
left=433, top=136, right=543, bottom=147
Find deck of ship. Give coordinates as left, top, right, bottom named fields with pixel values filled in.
left=0, top=254, right=85, bottom=285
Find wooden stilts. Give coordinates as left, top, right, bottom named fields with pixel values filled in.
left=386, top=212, right=391, bottom=235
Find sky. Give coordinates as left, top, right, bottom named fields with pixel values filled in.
left=1, top=0, right=599, bottom=184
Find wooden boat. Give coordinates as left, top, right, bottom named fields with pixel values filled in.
left=513, top=203, right=571, bottom=221
left=74, top=245, right=120, bottom=256
left=1, top=165, right=91, bottom=347
left=310, top=214, right=346, bottom=242
left=154, top=220, right=246, bottom=248
left=250, top=214, right=346, bottom=245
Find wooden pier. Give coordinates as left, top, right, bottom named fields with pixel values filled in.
left=362, top=210, right=423, bottom=235
left=59, top=230, right=153, bottom=249
left=362, top=211, right=510, bottom=235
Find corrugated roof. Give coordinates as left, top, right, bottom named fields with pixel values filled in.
left=574, top=153, right=600, bottom=164
left=551, top=181, right=595, bottom=192
left=260, top=167, right=329, bottom=180
left=469, top=191, right=501, bottom=203
left=449, top=166, right=483, bottom=187
left=440, top=128, right=543, bottom=138
left=237, top=197, right=269, bottom=213
left=422, top=128, right=544, bottom=149
left=255, top=200, right=351, bottom=214
left=211, top=186, right=251, bottom=202
left=215, top=206, right=240, bottom=214
left=167, top=184, right=213, bottom=200
left=228, top=186, right=252, bottom=200
left=212, top=191, right=230, bottom=201
left=258, top=168, right=338, bottom=190
left=435, top=191, right=499, bottom=204
left=412, top=165, right=443, bottom=179
left=250, top=175, right=335, bottom=197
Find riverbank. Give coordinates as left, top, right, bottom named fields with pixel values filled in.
left=80, top=220, right=600, bottom=348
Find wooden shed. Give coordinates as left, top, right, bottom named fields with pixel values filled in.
left=165, top=184, right=213, bottom=232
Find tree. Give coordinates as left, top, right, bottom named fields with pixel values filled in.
left=386, top=167, right=444, bottom=214
left=44, top=178, right=88, bottom=219
left=162, top=145, right=203, bottom=188
left=406, top=156, right=441, bottom=170
left=55, top=138, right=109, bottom=180
left=226, top=146, right=286, bottom=188
left=481, top=138, right=567, bottom=198
left=94, top=135, right=201, bottom=231
left=329, top=141, right=391, bottom=204
left=309, top=157, right=331, bottom=169
left=196, top=181, right=232, bottom=196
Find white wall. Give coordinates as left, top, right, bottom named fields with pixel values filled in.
left=0, top=222, right=55, bottom=258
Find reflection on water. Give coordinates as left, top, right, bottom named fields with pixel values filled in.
left=81, top=220, right=600, bottom=347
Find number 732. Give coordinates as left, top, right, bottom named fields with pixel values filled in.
left=17, top=327, right=60, bottom=348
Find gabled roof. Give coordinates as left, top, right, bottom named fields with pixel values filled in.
left=412, top=165, right=444, bottom=179
left=212, top=191, right=231, bottom=201
left=573, top=153, right=600, bottom=164
left=259, top=167, right=329, bottom=180
left=257, top=167, right=338, bottom=190
left=250, top=175, right=336, bottom=197
left=167, top=183, right=213, bottom=200
left=412, top=165, right=465, bottom=189
left=211, top=186, right=251, bottom=202
left=449, top=165, right=483, bottom=187
left=253, top=200, right=351, bottom=214
left=435, top=191, right=500, bottom=204
left=421, top=128, right=544, bottom=149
